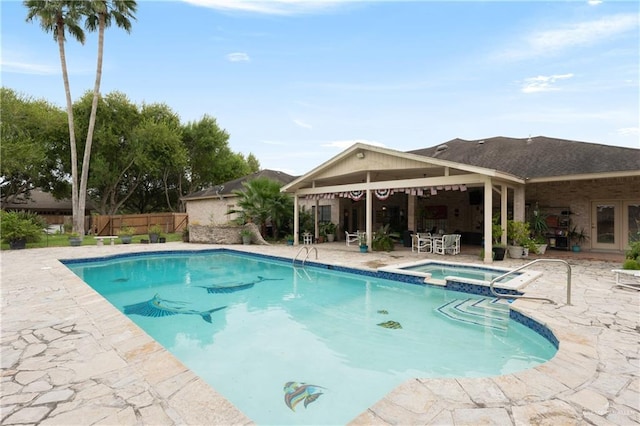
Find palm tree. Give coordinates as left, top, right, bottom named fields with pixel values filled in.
left=78, top=0, right=137, bottom=234
left=233, top=177, right=293, bottom=238
left=24, top=0, right=85, bottom=234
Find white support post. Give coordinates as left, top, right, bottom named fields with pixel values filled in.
left=484, top=179, right=493, bottom=263
left=514, top=185, right=525, bottom=222
left=501, top=184, right=508, bottom=246
left=293, top=195, right=299, bottom=246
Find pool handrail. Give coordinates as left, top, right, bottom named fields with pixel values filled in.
left=489, top=258, right=572, bottom=305
left=293, top=245, right=318, bottom=267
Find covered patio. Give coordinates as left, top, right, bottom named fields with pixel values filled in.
left=282, top=143, right=527, bottom=263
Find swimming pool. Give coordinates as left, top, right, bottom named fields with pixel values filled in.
left=380, top=259, right=542, bottom=290
left=63, top=249, right=556, bottom=425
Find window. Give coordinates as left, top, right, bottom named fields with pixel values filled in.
left=312, top=205, right=332, bottom=223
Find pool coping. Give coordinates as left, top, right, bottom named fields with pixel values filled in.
left=2, top=243, right=638, bottom=425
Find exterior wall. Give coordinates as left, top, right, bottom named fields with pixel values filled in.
left=185, top=198, right=239, bottom=226
left=526, top=176, right=640, bottom=249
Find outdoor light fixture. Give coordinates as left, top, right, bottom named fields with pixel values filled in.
left=356, top=152, right=365, bottom=159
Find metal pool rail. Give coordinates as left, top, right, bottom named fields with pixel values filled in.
left=490, top=259, right=572, bottom=305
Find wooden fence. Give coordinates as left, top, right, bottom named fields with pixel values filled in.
left=92, top=213, right=188, bottom=236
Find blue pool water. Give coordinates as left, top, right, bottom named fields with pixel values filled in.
left=64, top=250, right=557, bottom=425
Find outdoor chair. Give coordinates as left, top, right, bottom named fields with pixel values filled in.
left=345, top=230, right=359, bottom=246
left=433, top=234, right=461, bottom=255
left=412, top=233, right=432, bottom=253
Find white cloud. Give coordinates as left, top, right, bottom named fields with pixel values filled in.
left=0, top=60, right=58, bottom=75
left=616, top=127, right=639, bottom=136
left=322, top=139, right=386, bottom=149
left=588, top=0, right=603, bottom=5
left=226, top=52, right=250, bottom=62
left=293, top=119, right=312, bottom=129
left=521, top=73, right=574, bottom=93
left=183, top=0, right=345, bottom=16
left=500, top=13, right=638, bottom=60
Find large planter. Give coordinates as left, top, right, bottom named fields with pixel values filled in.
left=69, top=237, right=82, bottom=247
left=9, top=238, right=27, bottom=250
left=326, top=234, right=335, bottom=243
left=149, top=233, right=159, bottom=244
left=242, top=235, right=251, bottom=245
left=359, top=245, right=368, bottom=253
left=534, top=244, right=547, bottom=255
left=507, top=245, right=525, bottom=259
left=492, top=246, right=506, bottom=261
left=120, top=235, right=133, bottom=244
left=572, top=245, right=581, bottom=252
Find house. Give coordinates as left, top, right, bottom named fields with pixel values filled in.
left=280, top=136, right=640, bottom=262
left=1, top=189, right=93, bottom=228
left=182, top=169, right=297, bottom=226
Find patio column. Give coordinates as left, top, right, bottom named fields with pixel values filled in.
left=514, top=185, right=525, bottom=222
left=407, top=194, right=416, bottom=232
left=483, top=179, right=493, bottom=263
left=365, top=172, right=372, bottom=250
left=293, top=194, right=300, bottom=246
left=501, top=184, right=508, bottom=246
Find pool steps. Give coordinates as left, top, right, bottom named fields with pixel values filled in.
left=437, top=297, right=510, bottom=331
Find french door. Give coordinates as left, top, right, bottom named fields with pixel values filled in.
left=592, top=201, right=640, bottom=250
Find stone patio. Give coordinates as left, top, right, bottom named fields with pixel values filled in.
left=1, top=242, right=638, bottom=425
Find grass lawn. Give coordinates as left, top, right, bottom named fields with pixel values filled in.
left=1, top=232, right=184, bottom=250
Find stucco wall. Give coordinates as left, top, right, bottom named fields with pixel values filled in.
left=185, top=198, right=239, bottom=226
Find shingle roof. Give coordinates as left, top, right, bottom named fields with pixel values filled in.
left=182, top=169, right=297, bottom=200
left=408, top=136, right=640, bottom=179
left=1, top=189, right=94, bottom=212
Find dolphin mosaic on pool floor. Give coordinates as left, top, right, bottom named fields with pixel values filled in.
left=1, top=243, right=638, bottom=425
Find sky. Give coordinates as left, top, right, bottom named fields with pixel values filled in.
left=2, top=0, right=639, bottom=176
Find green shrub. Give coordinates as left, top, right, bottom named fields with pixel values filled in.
left=625, top=241, right=640, bottom=262
left=0, top=211, right=43, bottom=243
left=622, top=259, right=640, bottom=270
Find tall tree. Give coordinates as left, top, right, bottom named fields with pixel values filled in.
left=78, top=0, right=136, bottom=230
left=24, top=0, right=85, bottom=232
left=0, top=88, right=67, bottom=203
left=180, top=116, right=253, bottom=196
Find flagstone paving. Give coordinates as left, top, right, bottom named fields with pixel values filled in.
left=1, top=242, right=638, bottom=425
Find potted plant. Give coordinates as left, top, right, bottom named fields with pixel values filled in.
left=68, top=232, right=82, bottom=247
left=240, top=228, right=253, bottom=245
left=491, top=214, right=506, bottom=260
left=118, top=224, right=135, bottom=244
left=320, top=222, right=336, bottom=242
left=284, top=234, right=294, bottom=246
left=569, top=226, right=588, bottom=252
left=182, top=227, right=190, bottom=243
left=148, top=224, right=163, bottom=243
left=0, top=211, right=43, bottom=250
left=372, top=224, right=394, bottom=252
left=529, top=206, right=548, bottom=254
left=507, top=220, right=531, bottom=259
left=358, top=232, right=368, bottom=253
